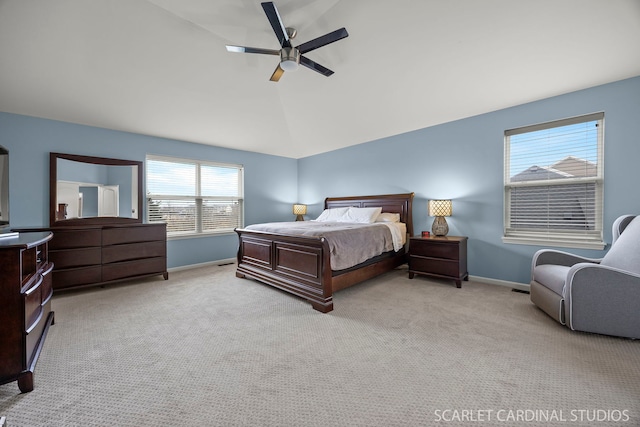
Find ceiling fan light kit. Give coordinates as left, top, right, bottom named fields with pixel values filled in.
left=225, top=1, right=348, bottom=82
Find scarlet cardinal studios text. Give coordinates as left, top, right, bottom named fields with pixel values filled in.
left=433, top=409, right=630, bottom=423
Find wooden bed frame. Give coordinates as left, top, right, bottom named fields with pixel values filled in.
left=235, top=193, right=414, bottom=313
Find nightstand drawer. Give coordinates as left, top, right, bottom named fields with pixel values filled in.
left=410, top=241, right=459, bottom=260
left=409, top=256, right=460, bottom=277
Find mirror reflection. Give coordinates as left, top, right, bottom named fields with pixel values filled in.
left=56, top=158, right=138, bottom=220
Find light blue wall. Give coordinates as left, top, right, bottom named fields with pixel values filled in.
left=2, top=76, right=639, bottom=280
left=0, top=113, right=298, bottom=268
left=298, top=76, right=640, bottom=284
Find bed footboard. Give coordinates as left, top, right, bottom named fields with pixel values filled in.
left=235, top=228, right=334, bottom=312
left=235, top=192, right=414, bottom=312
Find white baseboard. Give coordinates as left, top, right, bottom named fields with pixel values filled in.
left=469, top=275, right=530, bottom=292
left=168, top=261, right=530, bottom=293
left=168, top=258, right=236, bottom=273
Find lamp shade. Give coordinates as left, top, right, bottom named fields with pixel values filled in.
left=428, top=200, right=452, bottom=217
left=293, top=204, right=307, bottom=221
left=293, top=204, right=307, bottom=215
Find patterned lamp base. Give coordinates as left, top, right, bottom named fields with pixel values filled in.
left=431, top=216, right=449, bottom=236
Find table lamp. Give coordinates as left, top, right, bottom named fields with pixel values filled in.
left=428, top=199, right=452, bottom=236
left=293, top=204, right=307, bottom=221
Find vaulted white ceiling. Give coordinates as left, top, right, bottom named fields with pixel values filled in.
left=1, top=0, right=639, bottom=158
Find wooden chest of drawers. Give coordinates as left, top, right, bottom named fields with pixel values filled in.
left=17, top=223, right=168, bottom=291
left=408, top=235, right=468, bottom=287
left=0, top=231, right=54, bottom=392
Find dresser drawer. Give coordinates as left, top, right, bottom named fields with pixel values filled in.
left=50, top=229, right=101, bottom=249
left=53, top=266, right=102, bottom=290
left=24, top=275, right=43, bottom=331
left=102, top=241, right=166, bottom=264
left=50, top=247, right=101, bottom=269
left=410, top=241, right=460, bottom=260
left=102, top=224, right=165, bottom=246
left=41, top=263, right=54, bottom=305
left=102, top=257, right=166, bottom=282
left=409, top=256, right=460, bottom=278
left=25, top=310, right=47, bottom=367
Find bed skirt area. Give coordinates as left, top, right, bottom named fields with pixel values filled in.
left=332, top=249, right=401, bottom=276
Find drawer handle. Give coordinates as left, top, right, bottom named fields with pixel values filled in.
left=25, top=309, right=44, bottom=334
left=42, top=262, right=54, bottom=276
left=24, top=274, right=44, bottom=296
left=42, top=287, right=54, bottom=305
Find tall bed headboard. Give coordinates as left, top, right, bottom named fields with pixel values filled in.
left=324, top=193, right=415, bottom=237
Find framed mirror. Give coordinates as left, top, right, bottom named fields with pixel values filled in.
left=50, top=152, right=143, bottom=226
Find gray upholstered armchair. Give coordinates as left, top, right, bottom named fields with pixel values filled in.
left=530, top=214, right=640, bottom=339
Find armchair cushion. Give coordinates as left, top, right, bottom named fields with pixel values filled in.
left=533, top=264, right=571, bottom=295
left=600, top=216, right=640, bottom=274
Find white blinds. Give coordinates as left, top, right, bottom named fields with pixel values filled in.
left=147, top=160, right=196, bottom=196
left=146, top=156, right=243, bottom=235
left=201, top=164, right=240, bottom=197
left=504, top=112, right=604, bottom=248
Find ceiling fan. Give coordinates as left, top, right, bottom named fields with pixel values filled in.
left=225, top=1, right=349, bottom=82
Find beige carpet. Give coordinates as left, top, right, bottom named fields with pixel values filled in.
left=1, top=264, right=639, bottom=426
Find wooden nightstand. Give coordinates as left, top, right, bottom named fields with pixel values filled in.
left=408, top=235, right=469, bottom=287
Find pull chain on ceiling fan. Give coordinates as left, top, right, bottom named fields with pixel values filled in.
left=225, top=1, right=349, bottom=82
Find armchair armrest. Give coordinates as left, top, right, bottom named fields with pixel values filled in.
left=564, top=263, right=640, bottom=338
left=532, top=249, right=601, bottom=268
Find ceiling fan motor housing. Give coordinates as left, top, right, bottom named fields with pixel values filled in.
left=280, top=47, right=300, bottom=71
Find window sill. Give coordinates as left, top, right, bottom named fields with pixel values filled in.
left=167, top=230, right=237, bottom=241
left=502, top=236, right=606, bottom=250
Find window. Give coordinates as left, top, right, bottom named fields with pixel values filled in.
left=146, top=155, right=243, bottom=237
left=503, top=112, right=604, bottom=249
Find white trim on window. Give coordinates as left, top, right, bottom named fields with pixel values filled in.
left=145, top=154, right=244, bottom=237
left=503, top=112, right=604, bottom=249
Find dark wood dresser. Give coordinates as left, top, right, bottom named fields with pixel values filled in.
left=15, top=223, right=168, bottom=291
left=0, top=231, right=54, bottom=392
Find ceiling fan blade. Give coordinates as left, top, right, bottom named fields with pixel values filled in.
left=300, top=56, right=334, bottom=77
left=226, top=45, right=280, bottom=55
left=297, top=28, right=348, bottom=54
left=270, top=64, right=285, bottom=82
left=261, top=2, right=291, bottom=48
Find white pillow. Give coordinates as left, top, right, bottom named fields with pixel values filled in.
left=339, top=207, right=382, bottom=224
left=375, top=212, right=401, bottom=223
left=314, top=207, right=349, bottom=222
